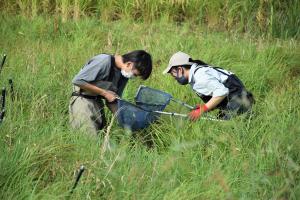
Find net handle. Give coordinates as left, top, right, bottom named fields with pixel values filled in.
left=153, top=111, right=187, bottom=117
left=171, top=98, right=195, bottom=110
left=154, top=111, right=224, bottom=121
left=117, top=98, right=223, bottom=122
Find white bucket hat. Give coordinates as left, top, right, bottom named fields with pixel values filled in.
left=163, top=51, right=194, bottom=74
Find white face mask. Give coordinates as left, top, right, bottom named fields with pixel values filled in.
left=121, top=69, right=135, bottom=79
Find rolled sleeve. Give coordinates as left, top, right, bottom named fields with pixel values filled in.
left=72, top=77, right=89, bottom=86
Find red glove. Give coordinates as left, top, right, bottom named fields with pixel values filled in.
left=189, top=104, right=209, bottom=121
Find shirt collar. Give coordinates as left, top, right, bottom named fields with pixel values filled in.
left=188, top=63, right=198, bottom=83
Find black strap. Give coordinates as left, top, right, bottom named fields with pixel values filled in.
left=107, top=56, right=116, bottom=82
left=108, top=55, right=128, bottom=96
left=193, top=65, right=204, bottom=74
left=212, top=67, right=231, bottom=76
left=193, top=64, right=231, bottom=77
left=71, top=92, right=102, bottom=100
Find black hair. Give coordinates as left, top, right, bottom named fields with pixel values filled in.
left=122, top=50, right=152, bottom=80
left=189, top=58, right=208, bottom=65
left=181, top=64, right=192, bottom=69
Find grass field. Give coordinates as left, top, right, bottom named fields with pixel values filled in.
left=0, top=11, right=300, bottom=200
left=1, top=0, right=300, bottom=38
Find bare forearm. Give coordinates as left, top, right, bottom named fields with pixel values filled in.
left=76, top=83, right=108, bottom=97
left=205, top=96, right=226, bottom=111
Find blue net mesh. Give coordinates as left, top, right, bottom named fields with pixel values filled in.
left=116, top=86, right=173, bottom=131
left=116, top=99, right=159, bottom=131
left=134, top=85, right=172, bottom=111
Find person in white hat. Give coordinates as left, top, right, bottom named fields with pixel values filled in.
left=163, top=51, right=254, bottom=120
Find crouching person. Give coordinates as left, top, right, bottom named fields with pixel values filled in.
left=163, top=51, right=254, bottom=120
left=69, top=50, right=152, bottom=136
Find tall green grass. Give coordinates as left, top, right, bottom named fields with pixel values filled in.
left=0, top=14, right=300, bottom=199
left=1, top=0, right=300, bottom=38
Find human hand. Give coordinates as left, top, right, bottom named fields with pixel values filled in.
left=104, top=90, right=119, bottom=103
left=188, top=104, right=209, bottom=121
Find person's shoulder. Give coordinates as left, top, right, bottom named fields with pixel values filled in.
left=192, top=65, right=210, bottom=75
left=91, top=54, right=111, bottom=61
left=192, top=66, right=214, bottom=84
left=87, top=54, right=112, bottom=66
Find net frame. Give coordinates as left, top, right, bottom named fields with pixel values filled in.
left=134, top=85, right=172, bottom=111
left=135, top=85, right=195, bottom=110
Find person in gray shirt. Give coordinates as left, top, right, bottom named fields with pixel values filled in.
left=69, top=50, right=152, bottom=136
left=163, top=52, right=254, bottom=120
